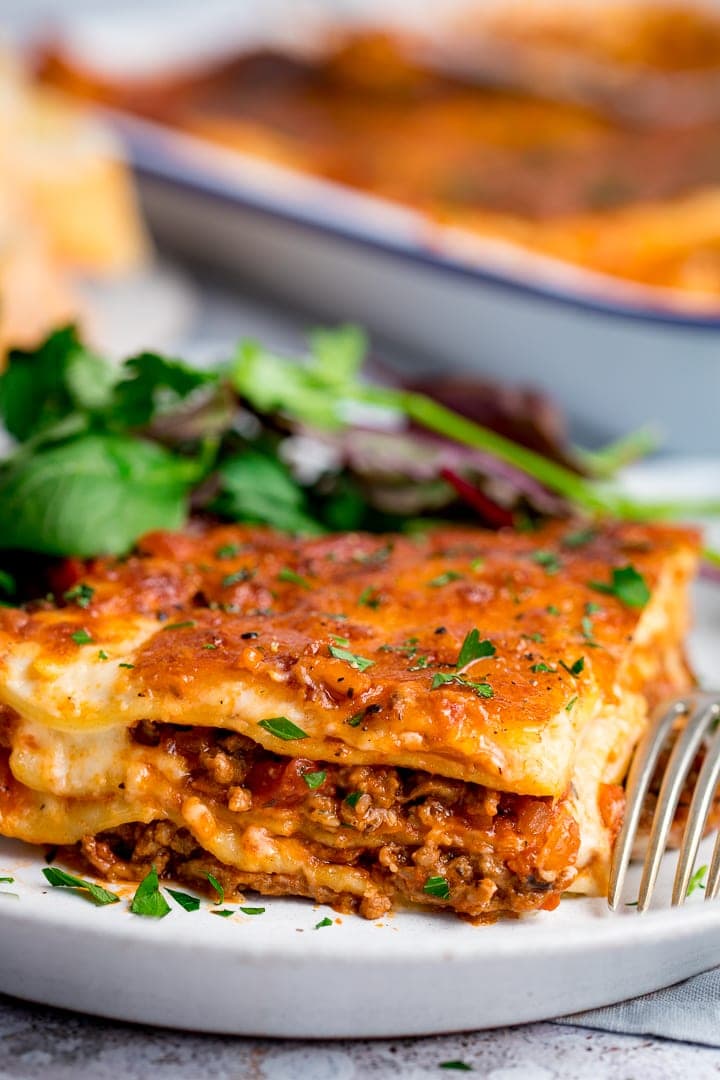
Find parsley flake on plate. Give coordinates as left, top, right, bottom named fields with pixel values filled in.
left=43, top=866, right=119, bottom=906
left=439, top=1063, right=473, bottom=1073
left=240, top=907, right=266, bottom=915
left=166, top=888, right=201, bottom=912
left=687, top=865, right=708, bottom=897
left=130, top=866, right=171, bottom=918
left=258, top=716, right=308, bottom=741
left=315, top=917, right=333, bottom=929
left=211, top=909, right=234, bottom=918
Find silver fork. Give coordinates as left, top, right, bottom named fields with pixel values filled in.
left=608, top=692, right=720, bottom=911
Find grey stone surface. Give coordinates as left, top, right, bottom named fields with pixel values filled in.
left=0, top=995, right=718, bottom=1080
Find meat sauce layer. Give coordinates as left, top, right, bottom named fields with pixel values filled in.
left=69, top=722, right=584, bottom=920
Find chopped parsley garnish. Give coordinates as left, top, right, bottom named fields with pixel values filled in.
left=63, top=582, right=94, bottom=608
left=532, top=550, right=562, bottom=574
left=522, top=632, right=544, bottom=643
left=358, top=586, right=381, bottom=609
left=211, top=909, right=234, bottom=918
left=258, top=716, right=308, bottom=741
left=240, top=907, right=266, bottom=915
left=303, top=770, right=327, bottom=790
left=563, top=527, right=596, bottom=549
left=216, top=543, right=242, bottom=559
left=566, top=696, right=578, bottom=712
left=278, top=567, right=312, bottom=589
left=43, top=866, right=119, bottom=906
left=118, top=662, right=135, bottom=669
left=162, top=620, right=196, bottom=631
left=222, top=569, right=252, bottom=587
left=531, top=663, right=556, bottom=674
left=585, top=601, right=602, bottom=615
left=347, top=712, right=364, bottom=727
left=431, top=673, right=493, bottom=698
left=687, top=865, right=708, bottom=896
left=71, top=629, right=93, bottom=645
left=328, top=645, right=375, bottom=672
left=409, top=655, right=430, bottom=670
left=206, top=872, right=224, bottom=904
left=130, top=867, right=171, bottom=917
left=331, top=634, right=350, bottom=647
left=589, top=564, right=650, bottom=608
left=546, top=605, right=561, bottom=616
left=344, top=791, right=363, bottom=808
left=97, top=649, right=109, bottom=660
left=560, top=656, right=585, bottom=677
left=0, top=876, right=14, bottom=884
left=428, top=571, right=463, bottom=588
left=456, top=628, right=496, bottom=669
left=581, top=615, right=599, bottom=647
left=423, top=875, right=451, bottom=900
left=166, top=888, right=201, bottom=912
left=470, top=557, right=484, bottom=571
left=315, top=916, right=333, bottom=929
left=203, top=643, right=218, bottom=650
left=439, top=1064, right=473, bottom=1073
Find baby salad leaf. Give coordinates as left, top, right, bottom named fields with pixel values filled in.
left=130, top=867, right=171, bottom=917
left=0, top=433, right=200, bottom=556
left=109, top=352, right=216, bottom=429
left=213, top=449, right=323, bottom=535
left=0, top=326, right=97, bottom=442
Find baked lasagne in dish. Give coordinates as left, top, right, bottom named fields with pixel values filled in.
left=39, top=5, right=720, bottom=297
left=0, top=519, right=699, bottom=921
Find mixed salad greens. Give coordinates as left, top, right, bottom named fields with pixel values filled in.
left=0, top=324, right=717, bottom=577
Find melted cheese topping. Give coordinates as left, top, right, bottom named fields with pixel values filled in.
left=0, top=520, right=700, bottom=796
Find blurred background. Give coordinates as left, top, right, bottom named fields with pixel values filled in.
left=3, top=0, right=720, bottom=449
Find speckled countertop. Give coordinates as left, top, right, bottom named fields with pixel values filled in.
left=0, top=996, right=718, bottom=1080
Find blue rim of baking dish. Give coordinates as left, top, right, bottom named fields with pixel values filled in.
left=121, top=118, right=720, bottom=331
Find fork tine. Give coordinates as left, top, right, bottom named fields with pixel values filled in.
left=672, top=702, right=720, bottom=904
left=608, top=696, right=688, bottom=910
left=637, top=699, right=719, bottom=912
left=705, top=828, right=720, bottom=900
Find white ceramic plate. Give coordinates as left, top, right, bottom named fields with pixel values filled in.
left=0, top=458, right=719, bottom=1038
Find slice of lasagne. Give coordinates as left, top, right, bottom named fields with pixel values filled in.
left=0, top=520, right=698, bottom=920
